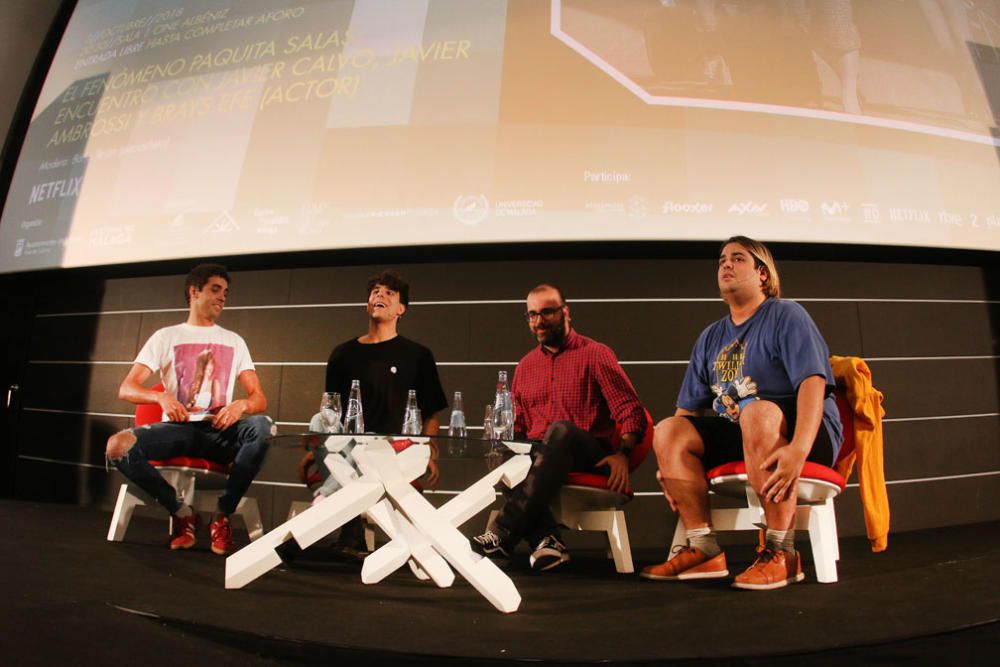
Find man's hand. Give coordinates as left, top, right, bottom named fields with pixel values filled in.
left=157, top=393, right=190, bottom=422
left=211, top=399, right=247, bottom=431
left=760, top=444, right=807, bottom=504
left=597, top=451, right=630, bottom=494
left=424, top=459, right=440, bottom=489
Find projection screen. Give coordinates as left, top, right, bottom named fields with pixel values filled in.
left=2, top=0, right=999, bottom=273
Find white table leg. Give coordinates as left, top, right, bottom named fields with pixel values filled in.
left=225, top=480, right=384, bottom=589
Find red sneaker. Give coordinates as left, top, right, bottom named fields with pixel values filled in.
left=169, top=512, right=199, bottom=550
left=210, top=514, right=235, bottom=556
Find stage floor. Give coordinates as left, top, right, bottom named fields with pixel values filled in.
left=1, top=500, right=998, bottom=665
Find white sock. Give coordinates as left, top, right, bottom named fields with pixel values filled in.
left=686, top=526, right=721, bottom=557
left=765, top=528, right=795, bottom=554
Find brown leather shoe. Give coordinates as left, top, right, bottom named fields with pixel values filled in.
left=640, top=546, right=728, bottom=581
left=732, top=548, right=805, bottom=590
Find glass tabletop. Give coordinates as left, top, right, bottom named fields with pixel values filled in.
left=268, top=432, right=535, bottom=460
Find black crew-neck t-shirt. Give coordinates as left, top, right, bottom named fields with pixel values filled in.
left=324, top=336, right=448, bottom=434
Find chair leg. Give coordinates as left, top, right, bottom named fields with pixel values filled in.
left=573, top=510, right=634, bottom=573
left=806, top=501, right=840, bottom=583
left=606, top=510, right=633, bottom=574
left=107, top=483, right=145, bottom=542
left=173, top=471, right=196, bottom=508
left=236, top=496, right=264, bottom=541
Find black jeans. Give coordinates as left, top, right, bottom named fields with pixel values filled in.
left=494, top=420, right=611, bottom=549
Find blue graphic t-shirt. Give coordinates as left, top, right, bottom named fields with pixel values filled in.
left=677, top=298, right=843, bottom=457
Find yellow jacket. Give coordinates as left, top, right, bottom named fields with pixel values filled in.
left=831, top=355, right=889, bottom=552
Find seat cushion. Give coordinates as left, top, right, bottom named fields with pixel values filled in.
left=706, top=460, right=846, bottom=493
left=149, top=457, right=230, bottom=475
left=565, top=472, right=634, bottom=498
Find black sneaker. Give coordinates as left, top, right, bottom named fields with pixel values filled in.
left=328, top=541, right=368, bottom=563
left=471, top=530, right=510, bottom=559
left=328, top=517, right=369, bottom=563
left=529, top=535, right=570, bottom=571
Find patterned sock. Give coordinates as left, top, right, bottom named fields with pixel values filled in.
left=765, top=528, right=796, bottom=554
left=687, top=526, right=721, bottom=557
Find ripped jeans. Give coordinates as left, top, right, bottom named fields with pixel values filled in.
left=110, top=415, right=273, bottom=515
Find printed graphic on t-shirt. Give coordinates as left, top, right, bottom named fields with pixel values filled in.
left=174, top=343, right=233, bottom=419
left=710, top=339, right=758, bottom=422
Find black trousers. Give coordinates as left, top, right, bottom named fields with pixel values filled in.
left=494, top=421, right=611, bottom=548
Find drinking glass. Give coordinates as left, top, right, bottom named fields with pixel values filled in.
left=492, top=406, right=512, bottom=440
left=482, top=404, right=495, bottom=440
left=320, top=392, right=342, bottom=433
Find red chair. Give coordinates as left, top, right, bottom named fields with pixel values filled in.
left=106, top=385, right=264, bottom=544
left=669, top=388, right=857, bottom=583
left=551, top=410, right=656, bottom=574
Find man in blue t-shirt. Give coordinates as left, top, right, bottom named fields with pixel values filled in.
left=641, top=236, right=843, bottom=590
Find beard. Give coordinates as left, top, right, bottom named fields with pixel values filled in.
left=534, top=314, right=567, bottom=347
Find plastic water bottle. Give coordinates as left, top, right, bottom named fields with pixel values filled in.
left=401, top=389, right=422, bottom=435
left=344, top=379, right=365, bottom=434
left=492, top=370, right=514, bottom=439
left=448, top=391, right=467, bottom=438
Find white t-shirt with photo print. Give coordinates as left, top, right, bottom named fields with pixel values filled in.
left=134, top=323, right=255, bottom=422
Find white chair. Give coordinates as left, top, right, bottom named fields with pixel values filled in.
left=669, top=389, right=856, bottom=583
left=551, top=410, right=655, bottom=574
left=106, top=386, right=264, bottom=544
left=487, top=412, right=655, bottom=574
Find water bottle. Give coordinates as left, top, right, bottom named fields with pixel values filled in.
left=401, top=389, right=422, bottom=435
left=344, top=379, right=365, bottom=434
left=492, top=370, right=514, bottom=439
left=448, top=391, right=467, bottom=438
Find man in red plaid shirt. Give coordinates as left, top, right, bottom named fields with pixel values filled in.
left=472, top=284, right=646, bottom=571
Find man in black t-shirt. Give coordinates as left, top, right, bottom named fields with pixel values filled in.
left=320, top=269, right=448, bottom=560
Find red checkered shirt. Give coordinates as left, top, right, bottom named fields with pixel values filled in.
left=512, top=330, right=646, bottom=443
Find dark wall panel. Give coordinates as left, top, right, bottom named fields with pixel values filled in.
left=885, top=418, right=1000, bottom=480
left=859, top=302, right=998, bottom=357
left=27, top=313, right=143, bottom=361
left=869, top=358, right=998, bottom=418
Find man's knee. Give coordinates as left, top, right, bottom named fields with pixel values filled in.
left=537, top=420, right=579, bottom=471
left=237, top=415, right=273, bottom=457
left=739, top=401, right=784, bottom=452
left=542, top=420, right=576, bottom=451
left=652, top=416, right=699, bottom=459
left=106, top=430, right=137, bottom=461
left=244, top=414, right=273, bottom=434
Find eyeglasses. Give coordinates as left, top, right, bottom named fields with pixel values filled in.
left=524, top=305, right=565, bottom=322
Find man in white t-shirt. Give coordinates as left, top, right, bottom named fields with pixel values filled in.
left=105, top=264, right=272, bottom=556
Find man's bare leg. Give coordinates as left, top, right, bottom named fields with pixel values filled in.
left=735, top=401, right=805, bottom=589
left=640, top=416, right=728, bottom=580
